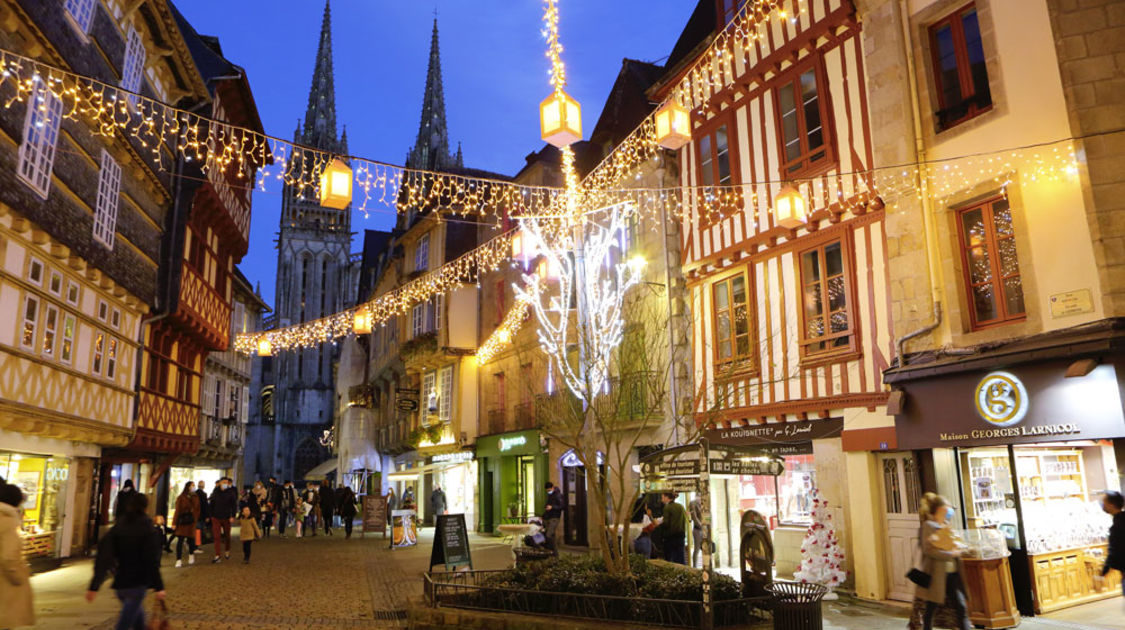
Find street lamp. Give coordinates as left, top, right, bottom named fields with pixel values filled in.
left=319, top=157, right=353, bottom=209
left=256, top=338, right=272, bottom=356
left=654, top=101, right=691, bottom=150
left=773, top=184, right=808, bottom=229
left=353, top=309, right=373, bottom=335
left=540, top=90, right=582, bottom=147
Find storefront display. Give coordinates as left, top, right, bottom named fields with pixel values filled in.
left=475, top=430, right=546, bottom=533
left=2, top=451, right=69, bottom=559
left=166, top=466, right=224, bottom=517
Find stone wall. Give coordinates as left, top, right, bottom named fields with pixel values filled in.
left=408, top=602, right=686, bottom=630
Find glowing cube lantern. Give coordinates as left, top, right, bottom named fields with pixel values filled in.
left=256, top=338, right=272, bottom=357
left=773, top=184, right=808, bottom=229
left=540, top=90, right=582, bottom=148
left=319, top=157, right=353, bottom=210
left=654, top=102, right=691, bottom=150
left=353, top=310, right=373, bottom=335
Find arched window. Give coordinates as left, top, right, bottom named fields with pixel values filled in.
left=293, top=437, right=325, bottom=482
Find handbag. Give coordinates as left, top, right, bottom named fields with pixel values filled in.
left=906, top=567, right=932, bottom=588
left=147, top=599, right=171, bottom=630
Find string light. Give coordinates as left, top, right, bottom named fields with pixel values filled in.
left=476, top=295, right=532, bottom=365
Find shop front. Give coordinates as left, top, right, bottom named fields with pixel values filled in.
left=475, top=429, right=546, bottom=533
left=892, top=358, right=1125, bottom=615
left=386, top=449, right=476, bottom=528
left=705, top=418, right=843, bottom=577
left=165, top=466, right=226, bottom=517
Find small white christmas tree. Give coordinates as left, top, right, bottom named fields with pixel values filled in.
left=793, top=487, right=846, bottom=599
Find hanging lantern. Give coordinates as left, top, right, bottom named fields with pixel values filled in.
left=773, top=184, right=808, bottom=229
left=654, top=101, right=691, bottom=150
left=319, top=157, right=353, bottom=209
left=353, top=310, right=373, bottom=335
left=540, top=90, right=582, bottom=147
left=257, top=337, right=272, bottom=356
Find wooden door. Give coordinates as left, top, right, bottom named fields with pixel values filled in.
left=563, top=465, right=588, bottom=546
left=879, top=453, right=923, bottom=602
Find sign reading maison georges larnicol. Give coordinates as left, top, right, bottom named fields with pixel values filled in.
left=894, top=361, right=1125, bottom=450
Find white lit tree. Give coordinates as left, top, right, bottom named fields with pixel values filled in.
left=794, top=487, right=846, bottom=597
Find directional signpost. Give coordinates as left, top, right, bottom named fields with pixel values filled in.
left=639, top=440, right=784, bottom=630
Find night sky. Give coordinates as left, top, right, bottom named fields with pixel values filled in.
left=174, top=1, right=697, bottom=308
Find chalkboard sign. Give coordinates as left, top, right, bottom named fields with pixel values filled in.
left=429, top=513, right=472, bottom=571
left=362, top=494, right=388, bottom=535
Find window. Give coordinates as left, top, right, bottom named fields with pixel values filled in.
left=60, top=314, right=76, bottom=364
left=48, top=271, right=62, bottom=296
left=17, top=79, right=63, bottom=198
left=929, top=4, right=991, bottom=130
left=27, top=258, right=44, bottom=285
left=105, top=337, right=118, bottom=380
left=20, top=296, right=39, bottom=349
left=697, top=122, right=734, bottom=190
left=64, top=0, right=97, bottom=33
left=712, top=272, right=754, bottom=373
left=121, top=25, right=145, bottom=105
left=777, top=454, right=816, bottom=525
left=412, top=303, right=425, bottom=338
left=799, top=240, right=854, bottom=356
left=111, top=308, right=121, bottom=330
left=92, top=332, right=104, bottom=375
left=42, top=305, right=59, bottom=357
left=716, top=0, right=746, bottom=26
left=775, top=63, right=833, bottom=177
left=439, top=365, right=453, bottom=422
left=956, top=197, right=1024, bottom=328
left=93, top=150, right=121, bottom=248
left=423, top=371, right=437, bottom=415
left=431, top=295, right=444, bottom=332
left=97, top=300, right=108, bottom=322
left=414, top=233, right=430, bottom=272
left=66, top=281, right=80, bottom=306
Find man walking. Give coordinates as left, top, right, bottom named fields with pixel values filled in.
left=263, top=476, right=281, bottom=538
left=429, top=484, right=447, bottom=526
left=209, top=477, right=238, bottom=563
left=303, top=483, right=321, bottom=536
left=278, top=481, right=296, bottom=538
left=320, top=482, right=336, bottom=536
left=658, top=493, right=688, bottom=565
left=195, top=480, right=210, bottom=548
left=337, top=485, right=357, bottom=539
left=542, top=481, right=564, bottom=548
left=1101, top=490, right=1124, bottom=594
left=689, top=495, right=704, bottom=568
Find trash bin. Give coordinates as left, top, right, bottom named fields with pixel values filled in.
left=766, top=581, right=828, bottom=630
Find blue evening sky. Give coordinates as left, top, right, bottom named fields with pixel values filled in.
left=174, top=1, right=697, bottom=308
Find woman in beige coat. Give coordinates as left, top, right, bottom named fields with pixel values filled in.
left=1, top=483, right=34, bottom=627
left=916, top=492, right=970, bottom=630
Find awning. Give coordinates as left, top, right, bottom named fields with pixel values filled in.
left=303, top=458, right=338, bottom=481
left=385, top=458, right=471, bottom=482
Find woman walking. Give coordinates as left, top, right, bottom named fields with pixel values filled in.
left=87, top=493, right=165, bottom=630
left=1, top=482, right=34, bottom=628
left=172, top=481, right=200, bottom=568
left=320, top=483, right=336, bottom=536
left=337, top=485, right=357, bottom=539
left=914, top=492, right=971, bottom=630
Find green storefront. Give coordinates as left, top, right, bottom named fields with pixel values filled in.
left=475, top=429, right=547, bottom=533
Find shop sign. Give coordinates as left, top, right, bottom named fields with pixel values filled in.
left=362, top=494, right=388, bottom=535
left=396, top=387, right=419, bottom=412
left=396, top=399, right=418, bottom=412
left=430, top=451, right=473, bottom=464
left=1049, top=289, right=1094, bottom=319
left=704, top=418, right=843, bottom=447
left=895, top=361, right=1125, bottom=449
left=499, top=435, right=527, bottom=451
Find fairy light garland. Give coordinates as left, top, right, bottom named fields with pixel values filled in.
left=476, top=295, right=532, bottom=365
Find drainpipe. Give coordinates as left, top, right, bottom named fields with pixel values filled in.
left=895, top=0, right=944, bottom=367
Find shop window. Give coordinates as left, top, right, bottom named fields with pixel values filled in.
left=64, top=0, right=97, bottom=33
left=93, top=150, right=121, bottom=249
left=737, top=474, right=778, bottom=523
left=17, top=80, right=63, bottom=198
left=798, top=240, right=855, bottom=357
left=414, top=233, right=430, bottom=272
left=774, top=61, right=834, bottom=178
left=60, top=315, right=75, bottom=364
left=2, top=453, right=69, bottom=558
left=121, top=25, right=145, bottom=106
left=957, top=197, right=1024, bottom=329
left=20, top=295, right=39, bottom=350
left=696, top=118, right=737, bottom=226
left=42, top=304, right=59, bottom=357
left=27, top=258, right=44, bottom=285
left=929, top=4, right=991, bottom=130
left=92, top=332, right=104, bottom=375
left=778, top=454, right=817, bottom=525
left=711, top=272, right=754, bottom=374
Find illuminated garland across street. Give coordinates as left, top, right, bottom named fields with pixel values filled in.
left=476, top=294, right=532, bottom=365
left=0, top=50, right=564, bottom=219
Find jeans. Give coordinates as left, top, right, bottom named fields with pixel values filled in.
left=923, top=572, right=971, bottom=630
left=692, top=526, right=703, bottom=568
left=634, top=535, right=652, bottom=558
left=663, top=531, right=686, bottom=565
left=114, top=586, right=148, bottom=630
left=175, top=535, right=196, bottom=560
left=242, top=540, right=253, bottom=561
left=212, top=518, right=231, bottom=556
left=277, top=510, right=289, bottom=535
left=543, top=516, right=561, bottom=546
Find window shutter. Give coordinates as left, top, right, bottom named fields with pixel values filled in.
left=93, top=150, right=121, bottom=248
left=121, top=26, right=145, bottom=104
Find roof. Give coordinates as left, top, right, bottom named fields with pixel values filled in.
left=232, top=267, right=271, bottom=312
left=649, top=0, right=717, bottom=99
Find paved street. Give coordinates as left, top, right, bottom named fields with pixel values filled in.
left=25, top=525, right=1123, bottom=629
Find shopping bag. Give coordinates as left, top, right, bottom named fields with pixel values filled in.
left=906, top=567, right=931, bottom=588
left=147, top=599, right=172, bottom=630
left=193, top=528, right=201, bottom=546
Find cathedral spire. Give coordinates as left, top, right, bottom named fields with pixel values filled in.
left=407, top=17, right=453, bottom=171
left=302, top=0, right=339, bottom=151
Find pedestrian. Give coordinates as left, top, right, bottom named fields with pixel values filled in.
left=86, top=493, right=165, bottom=629
left=337, top=485, right=357, bottom=539
left=430, top=484, right=447, bottom=526
left=113, top=478, right=136, bottom=522
left=195, top=480, right=211, bottom=547
left=303, top=483, right=320, bottom=536
left=915, top=492, right=971, bottom=630
left=278, top=481, right=296, bottom=538
left=263, top=476, right=281, bottom=538
left=632, top=500, right=655, bottom=559
left=689, top=495, right=704, bottom=568
left=1, top=482, right=34, bottom=628
left=239, top=486, right=261, bottom=521
left=542, top=481, right=564, bottom=548
left=657, top=492, right=688, bottom=565
left=239, top=506, right=263, bottom=564
left=172, top=481, right=200, bottom=568
left=209, top=476, right=238, bottom=563
left=386, top=486, right=397, bottom=512
left=401, top=487, right=415, bottom=510
left=320, top=482, right=336, bottom=536
left=253, top=481, right=267, bottom=513
left=152, top=514, right=173, bottom=554
left=1100, top=490, right=1124, bottom=594
left=294, top=495, right=306, bottom=538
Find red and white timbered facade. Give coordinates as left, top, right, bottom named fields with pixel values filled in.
left=670, top=0, right=892, bottom=429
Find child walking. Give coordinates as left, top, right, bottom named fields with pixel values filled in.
left=239, top=506, right=262, bottom=564
left=294, top=496, right=305, bottom=538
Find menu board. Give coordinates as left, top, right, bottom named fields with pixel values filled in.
left=362, top=494, right=388, bottom=535
left=429, top=513, right=472, bottom=571
left=391, top=510, right=417, bottom=548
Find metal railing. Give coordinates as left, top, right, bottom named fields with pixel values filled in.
left=487, top=407, right=507, bottom=435
left=423, top=571, right=771, bottom=629
left=514, top=401, right=535, bottom=430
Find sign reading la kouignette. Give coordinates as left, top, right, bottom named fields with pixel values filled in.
left=704, top=418, right=843, bottom=455
left=894, top=361, right=1125, bottom=449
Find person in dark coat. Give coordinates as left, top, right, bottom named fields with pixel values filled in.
left=86, top=493, right=165, bottom=629
left=172, top=481, right=200, bottom=568
left=429, top=485, right=447, bottom=526
left=319, top=482, right=336, bottom=536
left=542, top=482, right=565, bottom=547
left=239, top=486, right=261, bottom=520
left=915, top=493, right=971, bottom=630
left=278, top=481, right=297, bottom=538
left=336, top=485, right=357, bottom=539
left=112, top=478, right=136, bottom=522
left=1102, top=490, right=1125, bottom=595
left=263, top=477, right=282, bottom=538
left=209, top=477, right=239, bottom=563
left=195, top=480, right=211, bottom=545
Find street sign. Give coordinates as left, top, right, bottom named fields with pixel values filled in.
left=641, top=477, right=699, bottom=493
left=639, top=459, right=699, bottom=477
left=709, top=457, right=785, bottom=476
left=396, top=398, right=418, bottom=412
left=396, top=387, right=420, bottom=395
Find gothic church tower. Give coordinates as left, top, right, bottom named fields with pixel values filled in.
left=270, top=0, right=353, bottom=482
left=406, top=18, right=462, bottom=173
